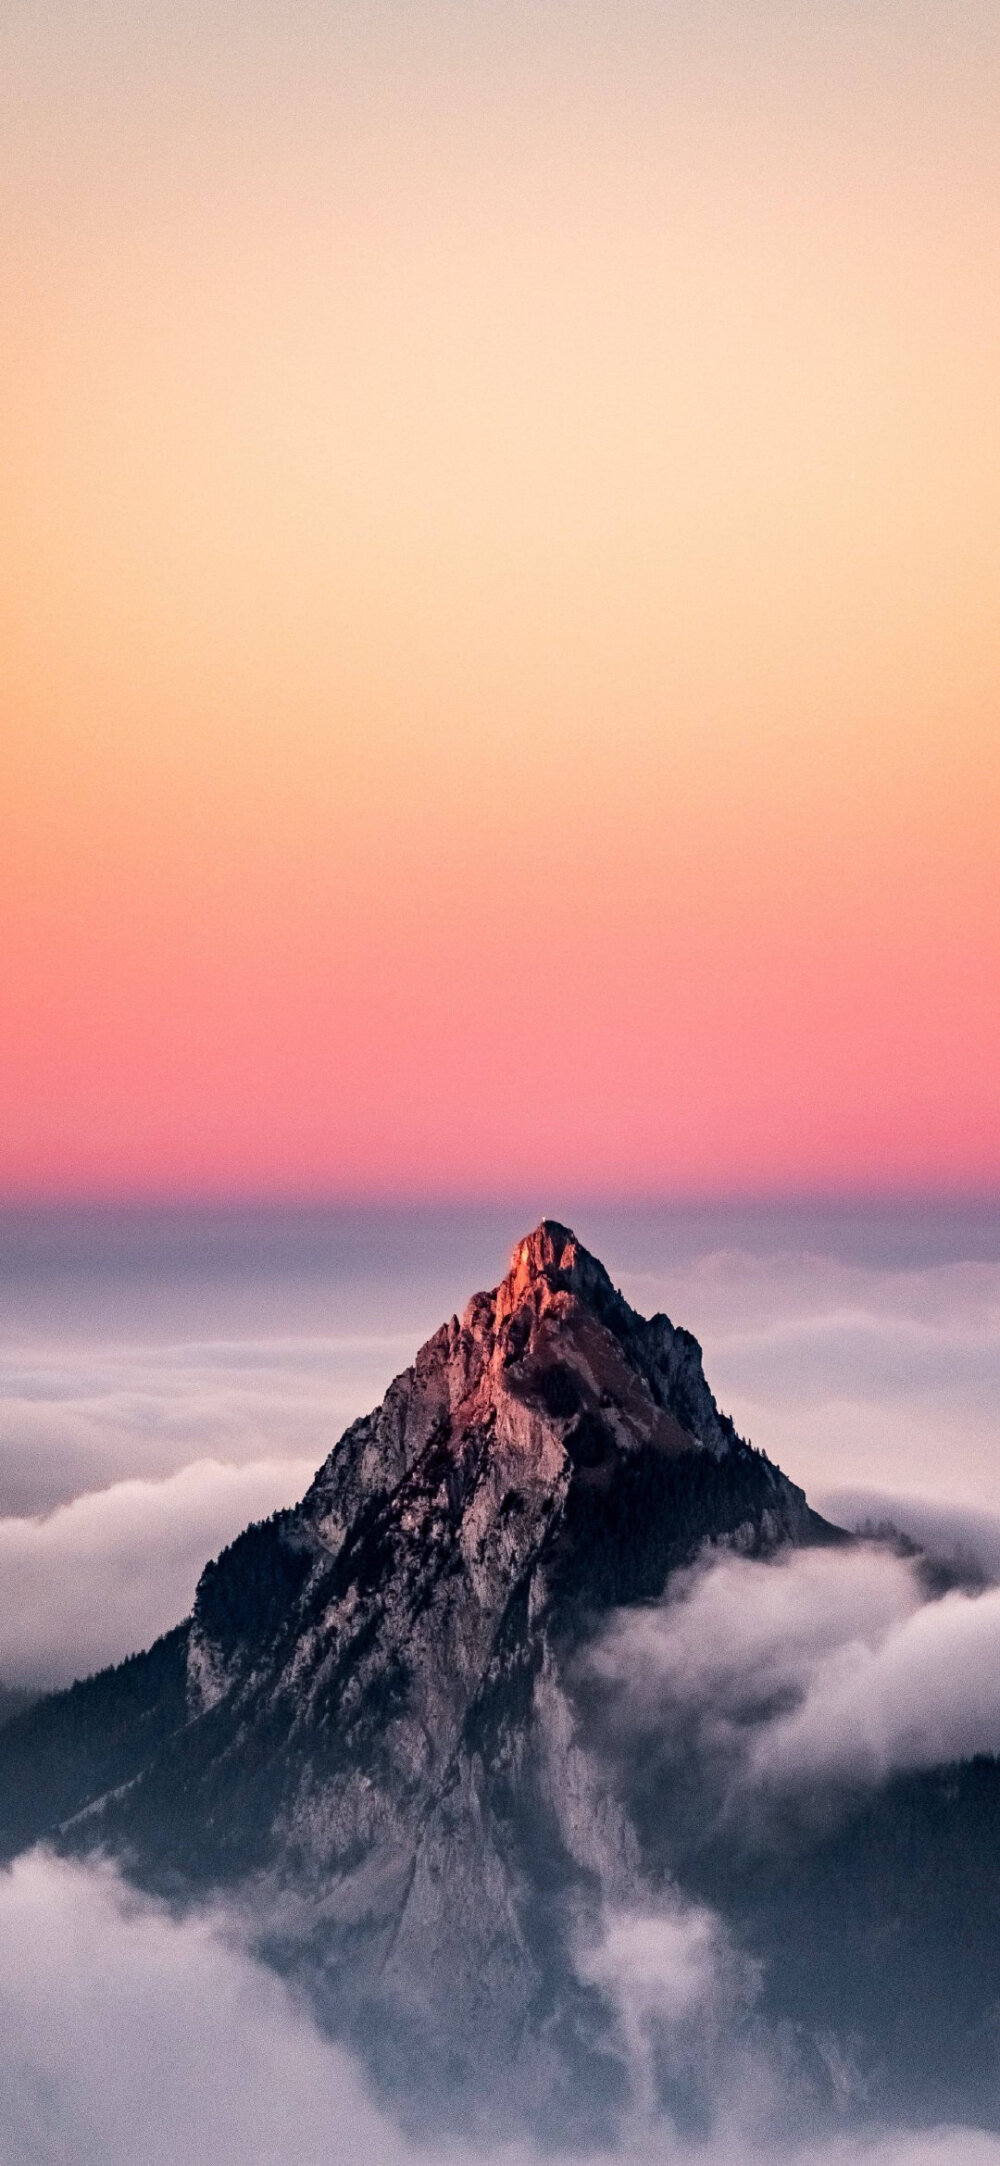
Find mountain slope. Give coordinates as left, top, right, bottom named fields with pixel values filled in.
left=0, top=1221, right=836, bottom=2130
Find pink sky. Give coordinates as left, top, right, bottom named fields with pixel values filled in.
left=2, top=2, right=998, bottom=1198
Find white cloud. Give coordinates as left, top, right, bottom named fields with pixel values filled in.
left=575, top=1896, right=760, bottom=2130
left=591, top=1544, right=1000, bottom=1801
left=749, top=1574, right=1000, bottom=1790
left=0, top=1334, right=407, bottom=1516
left=9, top=1227, right=1000, bottom=1531
left=0, top=1850, right=412, bottom=2166
left=0, top=1457, right=312, bottom=1689
left=0, top=1851, right=998, bottom=2166
left=581, top=1902, right=728, bottom=2028
left=617, top=1250, right=1000, bottom=1513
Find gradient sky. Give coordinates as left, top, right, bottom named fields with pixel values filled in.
left=2, top=0, right=998, bottom=1198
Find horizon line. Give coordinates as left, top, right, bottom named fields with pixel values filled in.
left=2, top=1185, right=998, bottom=1216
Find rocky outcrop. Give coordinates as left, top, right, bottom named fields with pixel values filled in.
left=0, top=1222, right=834, bottom=2136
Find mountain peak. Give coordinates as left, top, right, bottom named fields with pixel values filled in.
left=502, top=1216, right=578, bottom=1293
left=491, top=1219, right=617, bottom=1325
left=0, top=1222, right=833, bottom=2137
left=451, top=1219, right=741, bottom=1484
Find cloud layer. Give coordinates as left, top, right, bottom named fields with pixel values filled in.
left=616, top=1245, right=1000, bottom=1510
left=591, top=1543, right=1000, bottom=1801
left=0, top=1334, right=408, bottom=1517
left=819, top=1487, right=1000, bottom=1586
left=2, top=1850, right=999, bottom=2166
left=3, top=1212, right=1000, bottom=2155
left=0, top=1457, right=311, bottom=1689
left=0, top=1305, right=411, bottom=1691
left=0, top=1851, right=410, bottom=2166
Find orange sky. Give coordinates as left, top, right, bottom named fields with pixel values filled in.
left=2, top=1, right=998, bottom=1197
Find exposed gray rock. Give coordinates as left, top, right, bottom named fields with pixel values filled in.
left=0, top=1222, right=834, bottom=2139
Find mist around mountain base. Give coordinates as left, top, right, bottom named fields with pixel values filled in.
left=3, top=1844, right=1000, bottom=2166
left=2, top=1208, right=1000, bottom=2165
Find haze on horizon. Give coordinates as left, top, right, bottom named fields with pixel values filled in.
left=2, top=0, right=998, bottom=1201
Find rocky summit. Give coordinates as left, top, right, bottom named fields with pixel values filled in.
left=0, top=1222, right=835, bottom=2136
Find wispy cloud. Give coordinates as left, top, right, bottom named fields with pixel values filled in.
left=0, top=1850, right=411, bottom=2166
left=618, top=1249, right=1000, bottom=1509
left=1, top=1850, right=999, bottom=2166
left=0, top=1335, right=408, bottom=1517
left=0, top=1458, right=311, bottom=1689
left=817, top=1487, right=1000, bottom=1585
left=0, top=1318, right=417, bottom=1690
left=590, top=1544, right=1000, bottom=1806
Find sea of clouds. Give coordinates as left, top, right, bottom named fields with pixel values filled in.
left=0, top=1334, right=393, bottom=1686
left=2, top=1203, right=999, bottom=2161
left=1, top=1202, right=998, bottom=1692
left=2, top=1848, right=1000, bottom=2166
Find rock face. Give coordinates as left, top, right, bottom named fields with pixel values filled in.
left=0, top=1222, right=832, bottom=2136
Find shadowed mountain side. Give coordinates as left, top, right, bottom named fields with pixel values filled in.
left=673, top=1752, right=1000, bottom=2130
